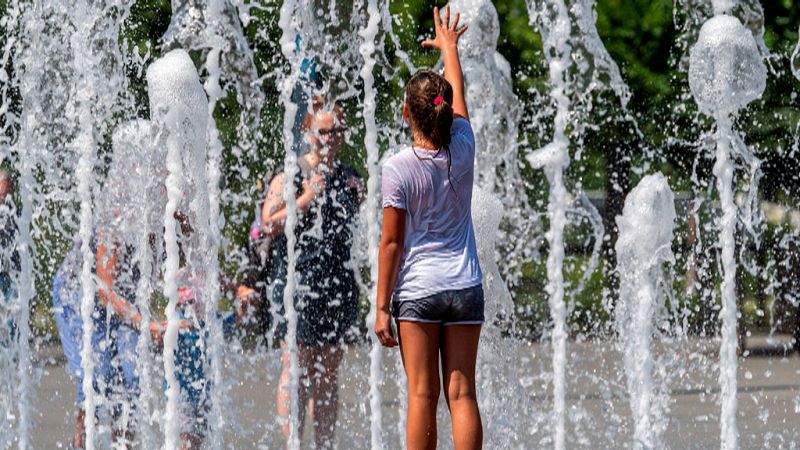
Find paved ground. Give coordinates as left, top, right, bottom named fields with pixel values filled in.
left=20, top=334, right=800, bottom=449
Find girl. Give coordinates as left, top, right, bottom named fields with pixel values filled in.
left=375, top=6, right=483, bottom=450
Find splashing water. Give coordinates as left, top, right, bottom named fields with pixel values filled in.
left=688, top=14, right=767, bottom=450
left=163, top=0, right=264, bottom=122
left=357, top=0, right=385, bottom=447
left=615, top=173, right=676, bottom=450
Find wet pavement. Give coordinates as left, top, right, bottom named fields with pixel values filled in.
left=24, top=334, right=800, bottom=449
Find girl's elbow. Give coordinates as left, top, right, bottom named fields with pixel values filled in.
left=381, top=239, right=403, bottom=253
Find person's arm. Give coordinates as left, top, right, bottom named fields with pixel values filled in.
left=374, top=206, right=405, bottom=348
left=95, top=238, right=163, bottom=339
left=262, top=173, right=325, bottom=238
left=422, top=5, right=469, bottom=120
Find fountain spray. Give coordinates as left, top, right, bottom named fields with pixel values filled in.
left=71, top=3, right=101, bottom=446
left=200, top=3, right=228, bottom=447
left=357, top=0, right=384, bottom=448
left=278, top=1, right=304, bottom=447
left=792, top=27, right=800, bottom=83
left=688, top=14, right=767, bottom=450
left=525, top=1, right=572, bottom=448
left=161, top=107, right=184, bottom=450
left=13, top=121, right=34, bottom=450
left=0, top=2, right=29, bottom=447
left=119, top=119, right=160, bottom=449
left=615, top=173, right=676, bottom=450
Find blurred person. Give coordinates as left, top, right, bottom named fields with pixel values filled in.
left=262, top=96, right=363, bottom=449
left=53, top=120, right=165, bottom=449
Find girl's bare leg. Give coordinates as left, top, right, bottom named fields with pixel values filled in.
left=179, top=432, right=202, bottom=450
left=441, top=325, right=482, bottom=450
left=398, top=322, right=442, bottom=450
left=278, top=343, right=310, bottom=446
left=309, top=345, right=343, bottom=449
left=73, top=408, right=85, bottom=449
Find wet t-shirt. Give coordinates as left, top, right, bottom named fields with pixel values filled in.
left=381, top=117, right=483, bottom=302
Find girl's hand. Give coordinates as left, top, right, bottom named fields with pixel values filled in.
left=421, top=5, right=468, bottom=51
left=375, top=309, right=398, bottom=348
left=302, top=172, right=325, bottom=196
left=149, top=320, right=165, bottom=345
left=235, top=286, right=258, bottom=322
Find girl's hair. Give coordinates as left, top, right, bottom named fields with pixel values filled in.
left=406, top=70, right=457, bottom=192
left=405, top=70, right=454, bottom=149
left=302, top=95, right=346, bottom=131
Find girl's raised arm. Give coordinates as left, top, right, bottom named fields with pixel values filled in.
left=422, top=5, right=469, bottom=120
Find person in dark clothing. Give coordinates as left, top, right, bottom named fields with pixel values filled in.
left=261, top=96, right=362, bottom=449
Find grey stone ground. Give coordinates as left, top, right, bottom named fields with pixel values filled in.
left=26, top=334, right=800, bottom=449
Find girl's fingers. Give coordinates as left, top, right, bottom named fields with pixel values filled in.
left=376, top=328, right=397, bottom=347
left=456, top=24, right=469, bottom=37
left=444, top=4, right=450, bottom=29
left=432, top=6, right=441, bottom=29
left=451, top=12, right=460, bottom=31
left=421, top=39, right=436, bottom=48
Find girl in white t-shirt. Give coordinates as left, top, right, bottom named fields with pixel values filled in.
left=376, top=6, right=484, bottom=449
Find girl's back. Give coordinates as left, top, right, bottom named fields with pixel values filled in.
left=382, top=117, right=482, bottom=302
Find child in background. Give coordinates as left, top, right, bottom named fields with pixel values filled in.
left=171, top=266, right=236, bottom=450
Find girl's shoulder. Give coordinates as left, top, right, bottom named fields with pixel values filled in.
left=383, top=146, right=418, bottom=170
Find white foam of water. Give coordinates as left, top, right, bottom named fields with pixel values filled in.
left=357, top=1, right=384, bottom=447
left=615, top=173, right=676, bottom=450
left=688, top=15, right=767, bottom=117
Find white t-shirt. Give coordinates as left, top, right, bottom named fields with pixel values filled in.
left=381, top=117, right=483, bottom=302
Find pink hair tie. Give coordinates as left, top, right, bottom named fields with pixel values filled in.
left=433, top=96, right=444, bottom=106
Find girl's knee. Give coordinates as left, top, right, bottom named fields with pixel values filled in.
left=408, top=380, right=441, bottom=405
left=445, top=373, right=476, bottom=403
